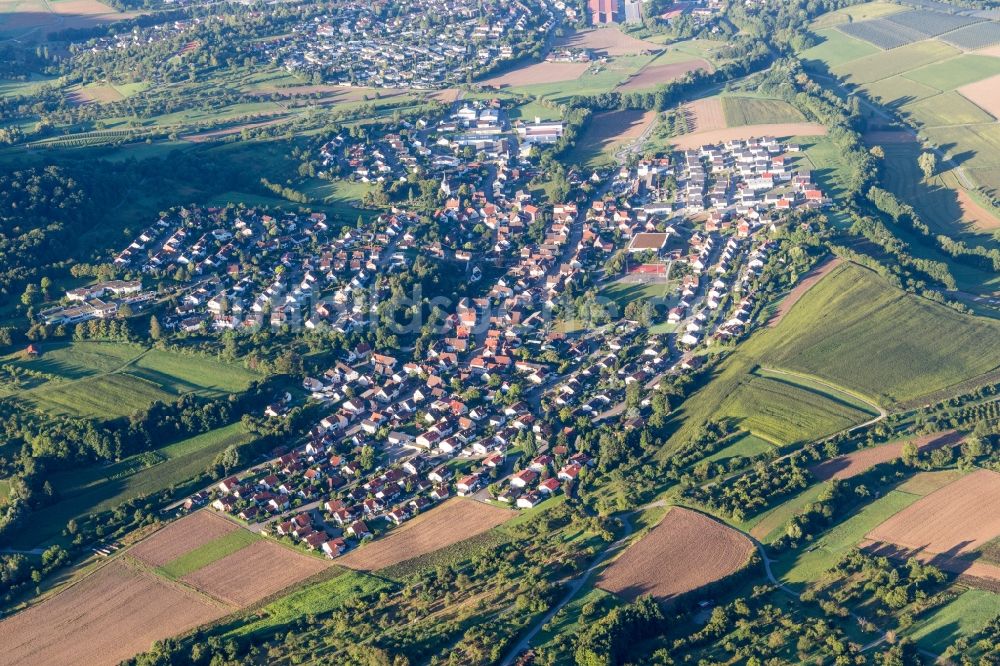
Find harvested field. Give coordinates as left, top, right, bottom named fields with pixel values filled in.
left=566, top=108, right=657, bottom=167
left=597, top=507, right=754, bottom=603
left=482, top=61, right=590, bottom=88
left=809, top=430, right=961, bottom=481
left=130, top=511, right=240, bottom=567
left=0, top=559, right=226, bottom=666
left=685, top=97, right=726, bottom=132
left=180, top=540, right=328, bottom=606
left=769, top=257, right=842, bottom=327
left=339, top=498, right=515, bottom=571
left=959, top=74, right=1000, bottom=120
left=670, top=123, right=826, bottom=150
left=617, top=58, right=710, bottom=91
left=865, top=469, right=1000, bottom=558
left=555, top=27, right=662, bottom=56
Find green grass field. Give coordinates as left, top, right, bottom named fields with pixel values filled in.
left=900, top=91, right=994, bottom=128
left=810, top=1, right=904, bottom=28
left=774, top=489, right=921, bottom=584
left=599, top=278, right=675, bottom=310
left=720, top=376, right=872, bottom=446
left=906, top=589, right=1000, bottom=654
left=158, top=528, right=260, bottom=579
left=721, top=97, right=806, bottom=126
left=860, top=75, right=942, bottom=109
left=224, top=568, right=390, bottom=638
left=800, top=28, right=881, bottom=69
left=705, top=432, right=774, bottom=466
left=11, top=422, right=255, bottom=549
left=759, top=262, right=1000, bottom=404
left=903, top=55, right=1000, bottom=92
left=832, top=41, right=961, bottom=85
left=9, top=342, right=259, bottom=419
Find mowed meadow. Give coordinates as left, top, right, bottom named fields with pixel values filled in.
left=662, top=261, right=1000, bottom=456
left=1, top=340, right=260, bottom=419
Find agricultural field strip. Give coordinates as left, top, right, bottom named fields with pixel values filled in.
left=157, top=528, right=261, bottom=579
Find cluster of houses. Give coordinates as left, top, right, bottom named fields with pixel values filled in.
left=264, top=0, right=560, bottom=89
left=40, top=279, right=155, bottom=326
left=108, top=206, right=418, bottom=333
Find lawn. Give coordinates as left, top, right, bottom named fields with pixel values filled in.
left=905, top=589, right=1000, bottom=654
left=158, top=528, right=260, bottom=579
left=10, top=422, right=255, bottom=549
left=800, top=28, right=880, bottom=69
left=721, top=97, right=806, bottom=126
left=774, top=489, right=921, bottom=584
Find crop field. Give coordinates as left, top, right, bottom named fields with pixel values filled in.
left=481, top=62, right=589, bottom=88
left=832, top=41, right=960, bottom=84
left=808, top=430, right=961, bottom=481
left=758, top=262, right=1000, bottom=404
left=130, top=511, right=242, bottom=568
left=159, top=529, right=260, bottom=579
left=721, top=97, right=806, bottom=126
left=0, top=559, right=226, bottom=666
left=769, top=258, right=842, bottom=326
left=904, top=55, right=1000, bottom=91
left=864, top=469, right=1000, bottom=558
left=900, top=91, right=994, bottom=127
left=554, top=27, right=661, bottom=57
left=339, top=499, right=515, bottom=571
left=24, top=372, right=175, bottom=418
left=11, top=423, right=255, bottom=550
left=180, top=540, right=329, bottom=607
left=617, top=58, right=710, bottom=91
left=564, top=109, right=656, bottom=168
left=685, top=97, right=726, bottom=132
left=801, top=28, right=880, bottom=68
left=719, top=375, right=872, bottom=446
left=811, top=1, right=904, bottom=29
left=942, top=21, right=1000, bottom=50
left=959, top=73, right=1000, bottom=119
left=838, top=19, right=926, bottom=50
left=860, top=75, right=941, bottom=108
left=597, top=507, right=754, bottom=603
left=885, top=10, right=983, bottom=40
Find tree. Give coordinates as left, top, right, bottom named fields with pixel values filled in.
left=359, top=445, right=376, bottom=472
left=918, top=151, right=937, bottom=180
left=149, top=315, right=162, bottom=341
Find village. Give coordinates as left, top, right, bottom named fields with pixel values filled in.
left=150, top=103, right=828, bottom=562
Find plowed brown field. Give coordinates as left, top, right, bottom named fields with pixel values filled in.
left=809, top=430, right=960, bottom=481
left=482, top=62, right=590, bottom=88
left=958, top=74, right=1000, bottom=120
left=180, top=540, right=328, bottom=606
left=597, top=507, right=754, bottom=603
left=339, top=498, right=515, bottom=571
left=0, top=560, right=226, bottom=666
left=130, top=510, right=239, bottom=567
left=864, top=469, right=1000, bottom=557
left=685, top=97, right=726, bottom=132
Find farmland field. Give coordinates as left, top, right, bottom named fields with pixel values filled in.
left=180, top=540, right=329, bottom=606
left=903, top=55, right=1000, bottom=92
left=721, top=97, right=806, bottom=126
left=864, top=469, right=1000, bottom=558
left=885, top=10, right=983, bottom=39
left=617, top=58, right=710, bottom=91
left=810, top=1, right=903, bottom=29
left=900, top=91, right=994, bottom=127
left=800, top=28, right=880, bottom=68
left=564, top=109, right=656, bottom=168
left=861, top=75, right=941, bottom=108
left=554, top=27, right=661, bottom=57
left=758, top=262, right=1000, bottom=404
left=959, top=73, right=1000, bottom=119
left=23, top=373, right=175, bottom=418
left=158, top=528, right=260, bottom=579
left=669, top=123, right=826, bottom=150
left=128, top=349, right=258, bottom=395
left=597, top=507, right=754, bottom=603
left=768, top=257, right=842, bottom=326
left=685, top=97, right=726, bottom=132
left=130, top=511, right=242, bottom=567
left=808, top=431, right=961, bottom=481
left=832, top=41, right=960, bottom=84
left=339, top=498, right=515, bottom=571
left=942, top=22, right=1000, bottom=50
left=481, top=62, right=589, bottom=88
left=0, top=559, right=227, bottom=666
left=704, top=433, right=773, bottom=466
left=838, top=19, right=925, bottom=51
left=905, top=589, right=1000, bottom=655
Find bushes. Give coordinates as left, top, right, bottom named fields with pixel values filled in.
left=574, top=596, right=665, bottom=666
